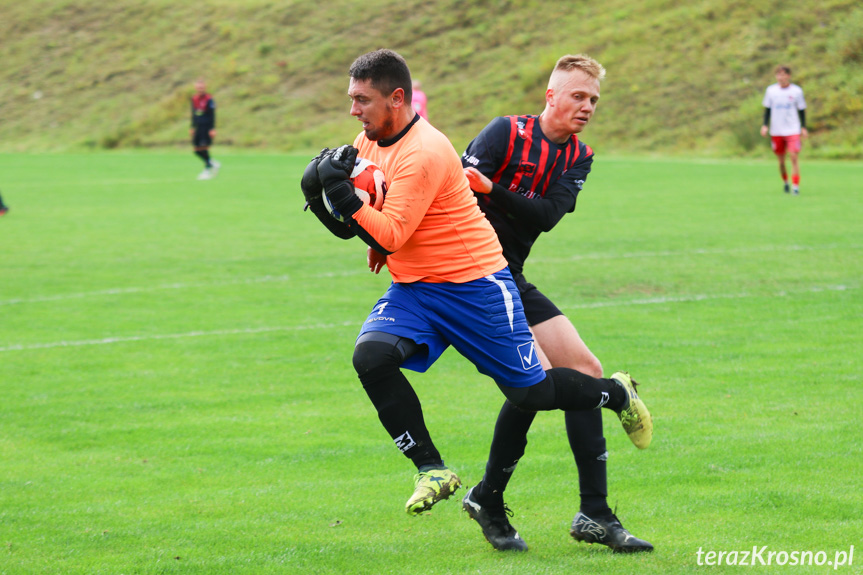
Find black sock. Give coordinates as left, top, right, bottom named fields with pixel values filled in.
left=565, top=409, right=612, bottom=516
left=475, top=400, right=536, bottom=506
left=553, top=368, right=628, bottom=411
left=498, top=369, right=627, bottom=412
left=195, top=149, right=211, bottom=167
left=360, top=368, right=441, bottom=469
left=354, top=341, right=442, bottom=470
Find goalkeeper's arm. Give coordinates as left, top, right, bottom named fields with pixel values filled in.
left=301, top=150, right=356, bottom=240
left=317, top=146, right=392, bottom=254
left=305, top=198, right=356, bottom=239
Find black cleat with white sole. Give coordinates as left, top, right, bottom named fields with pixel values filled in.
left=462, top=487, right=528, bottom=552
left=570, top=511, right=653, bottom=553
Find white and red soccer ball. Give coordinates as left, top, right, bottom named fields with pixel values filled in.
left=323, top=157, right=387, bottom=222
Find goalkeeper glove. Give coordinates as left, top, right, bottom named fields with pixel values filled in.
left=317, top=144, right=363, bottom=219
left=301, top=147, right=330, bottom=210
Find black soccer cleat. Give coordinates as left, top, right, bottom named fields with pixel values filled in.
left=570, top=511, right=654, bottom=553
left=462, top=486, right=528, bottom=552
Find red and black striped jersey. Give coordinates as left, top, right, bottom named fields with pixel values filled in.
left=191, top=93, right=216, bottom=128
left=462, top=114, right=594, bottom=276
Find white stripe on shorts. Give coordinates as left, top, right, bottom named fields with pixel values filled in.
left=485, top=274, right=514, bottom=331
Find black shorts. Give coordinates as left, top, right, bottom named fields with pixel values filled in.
left=513, top=272, right=564, bottom=327
left=192, top=126, right=213, bottom=148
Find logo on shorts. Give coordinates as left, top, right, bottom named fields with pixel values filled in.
left=394, top=431, right=417, bottom=453
left=517, top=341, right=539, bottom=370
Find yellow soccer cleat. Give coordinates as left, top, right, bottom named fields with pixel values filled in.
left=405, top=467, right=461, bottom=515
left=611, top=371, right=653, bottom=449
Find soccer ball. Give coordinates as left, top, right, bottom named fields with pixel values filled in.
left=323, top=157, right=387, bottom=222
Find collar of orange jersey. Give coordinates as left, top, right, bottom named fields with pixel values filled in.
left=377, top=113, right=421, bottom=148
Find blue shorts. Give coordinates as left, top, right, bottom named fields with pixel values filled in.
left=357, top=268, right=546, bottom=387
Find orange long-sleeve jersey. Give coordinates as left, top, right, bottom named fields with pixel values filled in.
left=352, top=117, right=506, bottom=284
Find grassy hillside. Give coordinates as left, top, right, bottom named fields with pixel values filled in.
left=2, top=0, right=862, bottom=157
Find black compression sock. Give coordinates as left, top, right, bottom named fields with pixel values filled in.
left=524, top=368, right=627, bottom=412
left=194, top=150, right=212, bottom=167
left=565, top=409, right=612, bottom=516
left=475, top=400, right=536, bottom=505
left=357, top=363, right=442, bottom=470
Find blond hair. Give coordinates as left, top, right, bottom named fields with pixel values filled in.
left=549, top=54, right=606, bottom=87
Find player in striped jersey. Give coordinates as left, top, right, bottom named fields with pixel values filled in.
left=460, top=54, right=653, bottom=553
left=190, top=79, right=220, bottom=180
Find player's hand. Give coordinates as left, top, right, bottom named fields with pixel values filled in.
left=760, top=125, right=769, bottom=137
left=300, top=147, right=331, bottom=206
left=801, top=127, right=809, bottom=140
left=464, top=167, right=493, bottom=194
left=317, top=145, right=358, bottom=186
left=368, top=246, right=387, bottom=274
left=189, top=129, right=194, bottom=137
left=209, top=129, right=217, bottom=139
left=318, top=145, right=362, bottom=218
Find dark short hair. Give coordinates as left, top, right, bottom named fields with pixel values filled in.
left=775, top=65, right=792, bottom=75
left=349, top=49, right=413, bottom=104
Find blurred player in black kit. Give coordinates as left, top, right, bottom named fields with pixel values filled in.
left=190, top=79, right=220, bottom=180
left=460, top=54, right=654, bottom=553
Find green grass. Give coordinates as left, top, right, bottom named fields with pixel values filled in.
left=2, top=0, right=863, bottom=157
left=1, top=152, right=862, bottom=574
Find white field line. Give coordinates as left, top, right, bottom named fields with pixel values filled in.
left=0, top=321, right=357, bottom=353
left=531, top=243, right=861, bottom=264
left=559, top=283, right=855, bottom=310
left=2, top=243, right=858, bottom=308
left=6, top=177, right=197, bottom=189
left=0, top=271, right=366, bottom=307
left=0, top=284, right=856, bottom=354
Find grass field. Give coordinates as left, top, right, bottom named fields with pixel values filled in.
left=1, top=152, right=861, bottom=574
